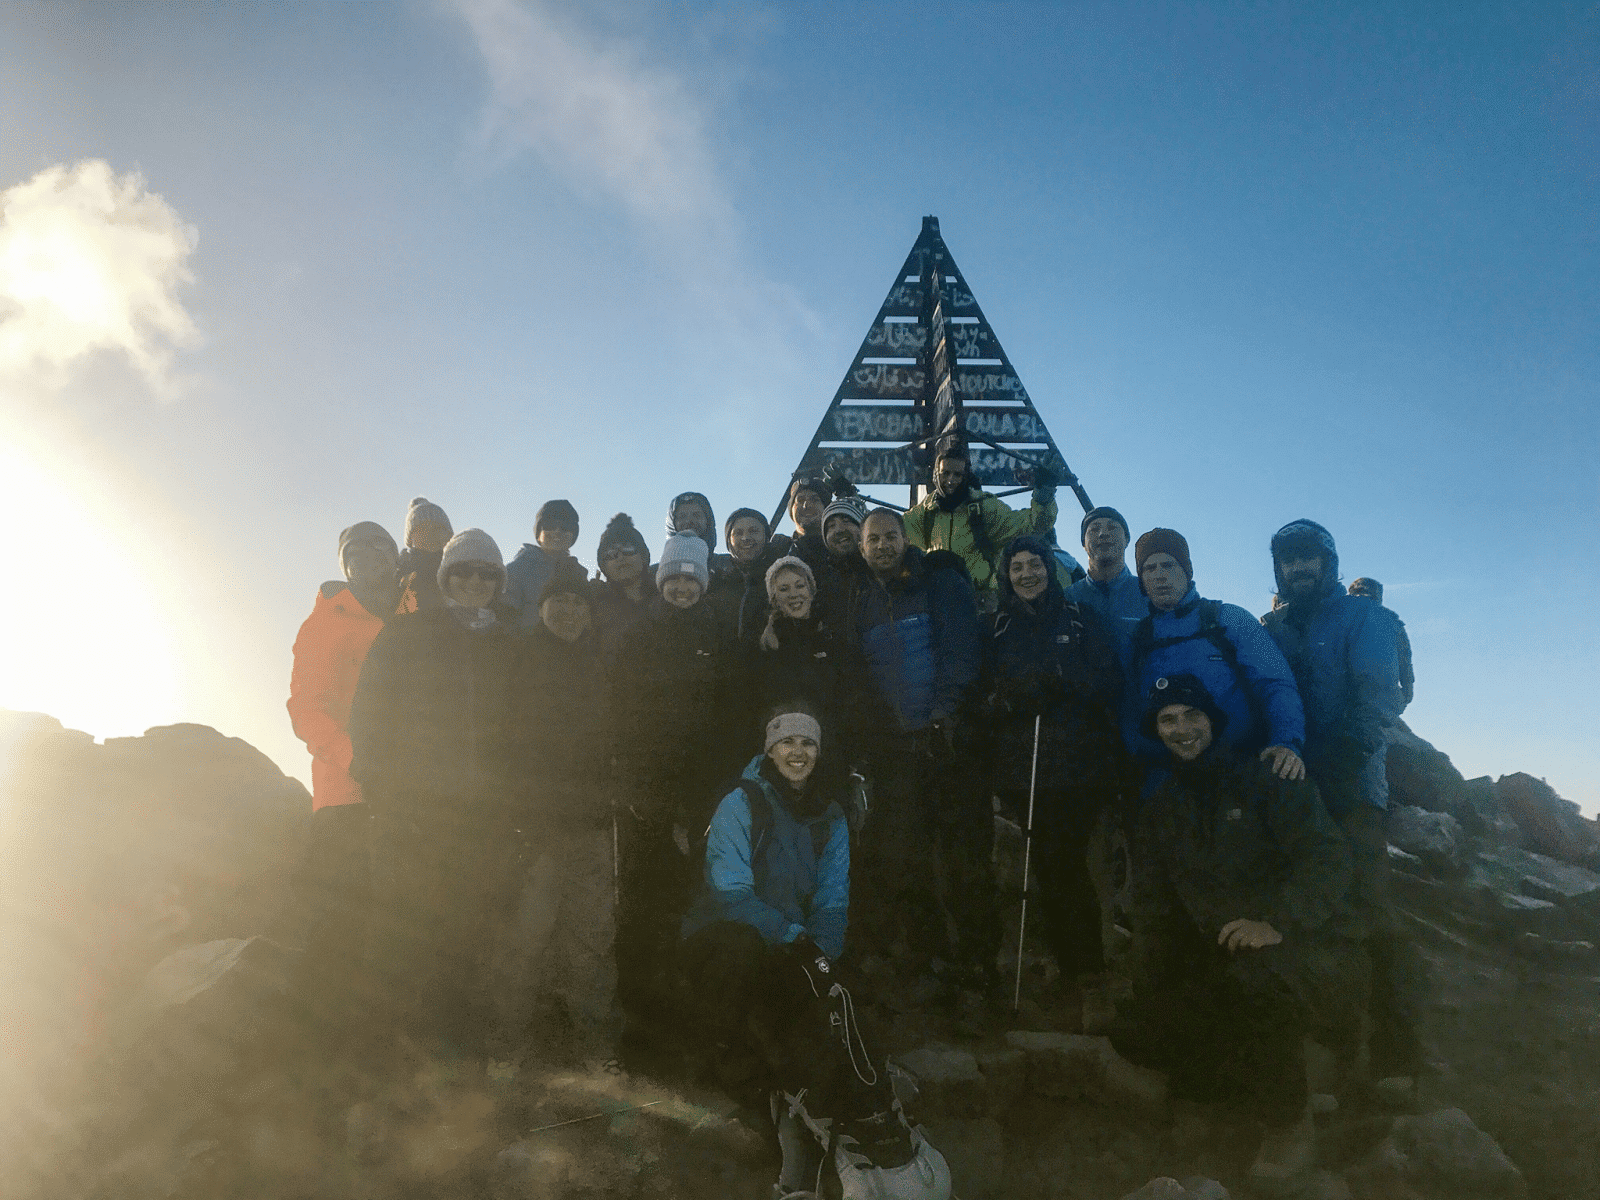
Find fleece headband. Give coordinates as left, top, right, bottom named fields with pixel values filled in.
left=765, top=712, right=822, bottom=753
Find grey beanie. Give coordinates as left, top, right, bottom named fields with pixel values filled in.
left=765, top=554, right=817, bottom=603
left=656, top=532, right=710, bottom=590
left=437, top=528, right=505, bottom=594
left=404, top=498, right=452, bottom=550
left=338, top=522, right=397, bottom=574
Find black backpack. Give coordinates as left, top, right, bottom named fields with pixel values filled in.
left=731, top=779, right=835, bottom=862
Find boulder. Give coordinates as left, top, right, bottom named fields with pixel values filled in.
left=897, top=1047, right=987, bottom=1118
left=1118, top=1178, right=1230, bottom=1200
left=1384, top=724, right=1464, bottom=816
left=1457, top=776, right=1524, bottom=846
left=1389, top=806, right=1468, bottom=878
left=1003, top=1032, right=1167, bottom=1117
left=922, top=1117, right=1005, bottom=1199
left=1496, top=774, right=1598, bottom=868
left=973, top=1046, right=1027, bottom=1113
left=1390, top=1107, right=1527, bottom=1199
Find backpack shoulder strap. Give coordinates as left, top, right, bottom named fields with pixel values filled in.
left=736, top=779, right=774, bottom=858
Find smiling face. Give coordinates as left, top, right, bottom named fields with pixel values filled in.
left=861, top=511, right=907, bottom=580
left=789, top=488, right=825, bottom=537
left=539, top=591, right=592, bottom=642
left=661, top=573, right=703, bottom=609
left=673, top=499, right=711, bottom=540
left=728, top=515, right=767, bottom=564
left=770, top=567, right=814, bottom=619
left=823, top=514, right=861, bottom=559
left=536, top=525, right=576, bottom=557
left=600, top=543, right=644, bottom=585
left=1140, top=552, right=1189, bottom=612
left=1008, top=550, right=1049, bottom=602
left=1278, top=553, right=1326, bottom=603
left=1156, top=705, right=1214, bottom=761
left=768, top=734, right=819, bottom=785
left=445, top=562, right=501, bottom=608
left=933, top=454, right=968, bottom=497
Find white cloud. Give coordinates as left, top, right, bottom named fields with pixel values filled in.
left=0, top=160, right=199, bottom=395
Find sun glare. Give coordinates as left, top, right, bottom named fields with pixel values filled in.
left=0, top=438, right=179, bottom=741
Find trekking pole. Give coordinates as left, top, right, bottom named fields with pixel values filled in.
left=1013, top=714, right=1041, bottom=1013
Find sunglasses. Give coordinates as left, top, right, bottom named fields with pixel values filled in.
left=448, top=567, right=501, bottom=583
left=600, top=546, right=642, bottom=562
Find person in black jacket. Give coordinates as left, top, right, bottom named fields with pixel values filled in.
left=1109, top=673, right=1364, bottom=1188
left=494, top=564, right=618, bottom=1070
left=707, top=507, right=784, bottom=643
left=608, top=532, right=746, bottom=1057
left=349, top=528, right=521, bottom=1055
left=589, top=513, right=656, bottom=664
left=976, top=535, right=1126, bottom=996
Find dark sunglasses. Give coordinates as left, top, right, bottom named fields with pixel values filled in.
left=600, top=546, right=642, bottom=562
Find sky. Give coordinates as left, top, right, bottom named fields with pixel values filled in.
left=0, top=1, right=1595, bottom=812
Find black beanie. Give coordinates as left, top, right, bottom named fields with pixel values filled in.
left=597, top=513, right=648, bottom=560
left=724, top=507, right=770, bottom=546
left=1080, top=506, right=1130, bottom=546
left=538, top=562, right=593, bottom=607
left=1140, top=673, right=1229, bottom=741
left=535, top=499, right=580, bottom=537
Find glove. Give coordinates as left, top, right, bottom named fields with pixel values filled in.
left=786, top=934, right=833, bottom=978
left=821, top=461, right=859, bottom=498
left=1030, top=465, right=1059, bottom=493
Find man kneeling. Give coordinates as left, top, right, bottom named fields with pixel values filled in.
left=1110, top=674, right=1364, bottom=1187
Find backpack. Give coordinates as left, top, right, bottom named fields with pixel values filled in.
left=735, top=779, right=835, bottom=862
left=1131, top=598, right=1266, bottom=740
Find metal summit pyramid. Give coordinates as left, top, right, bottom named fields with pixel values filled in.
left=789, top=216, right=1092, bottom=514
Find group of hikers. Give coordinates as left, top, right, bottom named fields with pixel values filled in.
left=287, top=432, right=1418, bottom=1189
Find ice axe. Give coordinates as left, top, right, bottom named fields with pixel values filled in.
left=1012, top=714, right=1041, bottom=1014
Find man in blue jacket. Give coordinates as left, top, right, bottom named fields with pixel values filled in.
left=1066, top=505, right=1147, bottom=663
left=1124, top=528, right=1306, bottom=784
left=1263, top=520, right=1419, bottom=1085
left=854, top=507, right=990, bottom=988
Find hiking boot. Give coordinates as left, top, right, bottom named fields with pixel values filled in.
left=1248, top=1109, right=1316, bottom=1191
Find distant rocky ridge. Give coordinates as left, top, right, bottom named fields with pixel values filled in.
left=1, top=709, right=1596, bottom=1200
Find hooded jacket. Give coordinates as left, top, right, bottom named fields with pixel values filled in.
left=665, top=491, right=732, bottom=578
left=681, top=755, right=850, bottom=959
left=504, top=543, right=586, bottom=627
left=1131, top=747, right=1358, bottom=993
left=288, top=582, right=396, bottom=810
left=856, top=544, right=981, bottom=733
left=904, top=480, right=1058, bottom=598
left=1261, top=520, right=1403, bottom=813
left=1125, top=584, right=1305, bottom=764
left=347, top=605, right=521, bottom=817
left=977, top=536, right=1127, bottom=801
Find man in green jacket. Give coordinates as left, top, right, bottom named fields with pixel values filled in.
left=904, top=433, right=1058, bottom=611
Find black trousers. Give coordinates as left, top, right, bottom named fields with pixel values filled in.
left=292, top=803, right=374, bottom=1030
left=857, top=730, right=998, bottom=975
left=1015, top=790, right=1105, bottom=980
left=1109, top=930, right=1316, bottom=1124
left=614, top=806, right=698, bottom=1032
left=1340, top=804, right=1425, bottom=1076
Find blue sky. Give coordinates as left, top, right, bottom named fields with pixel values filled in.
left=0, top=1, right=1595, bottom=812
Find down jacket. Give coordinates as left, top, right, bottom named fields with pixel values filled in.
left=856, top=545, right=981, bottom=733
left=681, top=755, right=850, bottom=960
left=287, top=582, right=393, bottom=811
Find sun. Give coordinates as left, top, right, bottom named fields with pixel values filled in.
left=0, top=436, right=178, bottom=741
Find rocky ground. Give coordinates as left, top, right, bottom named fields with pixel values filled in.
left=2, top=710, right=1597, bottom=1199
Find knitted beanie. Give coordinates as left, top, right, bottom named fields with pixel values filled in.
left=821, top=495, right=867, bottom=534
left=723, top=507, right=770, bottom=546
left=1134, top=528, right=1193, bottom=583
left=764, top=555, right=817, bottom=603
left=1079, top=505, right=1130, bottom=546
left=404, top=498, right=452, bottom=552
left=765, top=710, right=822, bottom=754
left=535, top=499, right=580, bottom=537
left=656, top=532, right=710, bottom=590
left=597, top=513, right=649, bottom=561
left=1141, top=672, right=1230, bottom=741
left=436, top=528, right=505, bottom=593
left=538, top=562, right=593, bottom=607
left=338, top=522, right=397, bottom=573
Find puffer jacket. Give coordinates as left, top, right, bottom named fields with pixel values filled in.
left=681, top=755, right=850, bottom=959
left=609, top=595, right=746, bottom=827
left=904, top=482, right=1057, bottom=599
left=508, top=624, right=610, bottom=833
left=751, top=609, right=872, bottom=768
left=977, top=537, right=1127, bottom=803
left=1124, top=584, right=1305, bottom=764
left=347, top=605, right=521, bottom=820
left=287, top=582, right=395, bottom=810
left=1132, top=748, right=1357, bottom=992
left=1065, top=565, right=1148, bottom=664
left=856, top=545, right=981, bottom=733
